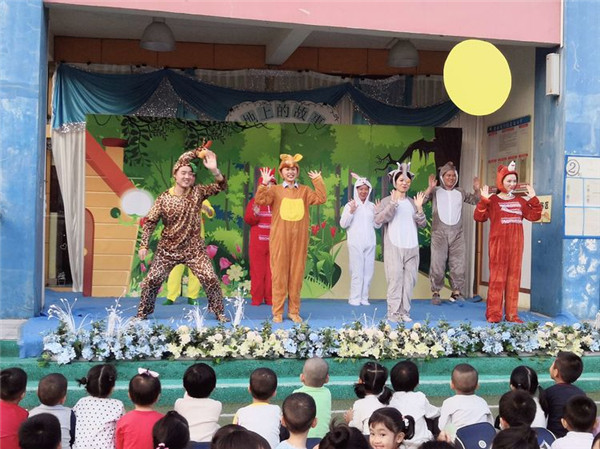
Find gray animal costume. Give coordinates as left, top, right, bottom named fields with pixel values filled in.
left=375, top=163, right=427, bottom=322
left=425, top=161, right=479, bottom=299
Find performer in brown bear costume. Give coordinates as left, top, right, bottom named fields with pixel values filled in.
left=254, top=154, right=327, bottom=323
left=474, top=161, right=541, bottom=323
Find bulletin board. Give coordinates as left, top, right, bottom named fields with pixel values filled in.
left=564, top=155, right=600, bottom=238
left=486, top=116, right=531, bottom=188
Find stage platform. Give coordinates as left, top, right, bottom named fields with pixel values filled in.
left=18, top=289, right=578, bottom=359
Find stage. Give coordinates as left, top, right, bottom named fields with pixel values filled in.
left=18, top=289, right=579, bottom=359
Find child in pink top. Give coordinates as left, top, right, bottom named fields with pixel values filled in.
left=116, top=368, right=163, bottom=449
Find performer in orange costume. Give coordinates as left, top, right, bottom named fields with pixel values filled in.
left=474, top=162, right=541, bottom=323
left=244, top=168, right=276, bottom=306
left=254, top=154, right=327, bottom=323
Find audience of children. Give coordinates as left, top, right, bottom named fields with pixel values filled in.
left=28, top=373, right=74, bottom=449
left=72, top=364, right=125, bottom=449
left=0, top=367, right=29, bottom=448
left=174, top=362, right=222, bottom=442
left=545, top=351, right=587, bottom=437
left=508, top=364, right=547, bottom=427
left=233, top=367, right=282, bottom=449
left=5, top=352, right=599, bottom=449
left=293, top=357, right=332, bottom=439
left=345, top=361, right=393, bottom=434
left=550, top=395, right=596, bottom=449
left=368, top=407, right=415, bottom=449
left=276, top=392, right=317, bottom=449
left=116, top=368, right=163, bottom=449
left=437, top=363, right=493, bottom=440
left=18, top=413, right=61, bottom=449
left=388, top=361, right=440, bottom=448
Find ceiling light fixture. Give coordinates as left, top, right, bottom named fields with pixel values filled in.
left=140, top=17, right=176, bottom=52
left=388, top=39, right=419, bottom=68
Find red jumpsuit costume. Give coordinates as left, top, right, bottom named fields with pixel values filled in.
left=244, top=171, right=275, bottom=305
left=474, top=164, right=541, bottom=323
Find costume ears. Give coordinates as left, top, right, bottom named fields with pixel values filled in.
left=280, top=153, right=303, bottom=163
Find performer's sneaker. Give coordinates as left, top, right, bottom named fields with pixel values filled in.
left=215, top=313, right=230, bottom=323
left=162, top=299, right=176, bottom=306
left=187, top=298, right=198, bottom=306
left=450, top=292, right=465, bottom=307
left=272, top=315, right=283, bottom=323
left=360, top=299, right=371, bottom=306
left=431, top=292, right=441, bottom=306
left=400, top=314, right=413, bottom=322
left=288, top=314, right=303, bottom=323
left=507, top=316, right=524, bottom=323
left=348, top=299, right=361, bottom=306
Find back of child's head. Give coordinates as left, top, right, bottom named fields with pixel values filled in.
left=509, top=365, right=539, bottom=394
left=249, top=367, right=277, bottom=401
left=37, top=373, right=68, bottom=406
left=390, top=360, right=419, bottom=392
left=18, top=413, right=61, bottom=449
left=498, top=390, right=536, bottom=427
left=282, top=392, right=317, bottom=434
left=319, top=422, right=369, bottom=449
left=183, top=362, right=216, bottom=398
left=77, top=364, right=117, bottom=398
left=0, top=367, right=27, bottom=401
left=354, top=361, right=393, bottom=404
left=212, top=428, right=270, bottom=449
left=553, top=351, right=583, bottom=383
left=302, top=357, right=329, bottom=387
left=129, top=368, right=161, bottom=406
left=153, top=411, right=190, bottom=449
left=563, top=395, right=597, bottom=432
left=368, top=407, right=415, bottom=440
left=451, top=363, right=478, bottom=394
left=211, top=424, right=245, bottom=446
left=491, top=426, right=538, bottom=449
left=418, top=442, right=458, bottom=449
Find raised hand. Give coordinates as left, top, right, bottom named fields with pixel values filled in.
left=307, top=170, right=321, bottom=179
left=428, top=174, right=438, bottom=190
left=202, top=149, right=218, bottom=171
left=414, top=191, right=426, bottom=210
left=525, top=184, right=536, bottom=198
left=348, top=199, right=357, bottom=213
left=480, top=185, right=492, bottom=199
left=375, top=198, right=381, bottom=208
left=391, top=189, right=402, bottom=202
left=259, top=167, right=274, bottom=185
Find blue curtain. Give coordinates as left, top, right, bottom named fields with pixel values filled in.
left=52, top=64, right=458, bottom=128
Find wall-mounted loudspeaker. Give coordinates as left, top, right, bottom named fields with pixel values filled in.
left=546, top=53, right=560, bottom=96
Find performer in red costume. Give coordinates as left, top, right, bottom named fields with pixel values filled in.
left=244, top=168, right=276, bottom=306
left=474, top=162, right=542, bottom=323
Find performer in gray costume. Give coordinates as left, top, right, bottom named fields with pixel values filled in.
left=375, top=163, right=426, bottom=322
left=424, top=161, right=479, bottom=305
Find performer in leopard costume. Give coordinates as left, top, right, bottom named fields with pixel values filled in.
left=136, top=144, right=228, bottom=321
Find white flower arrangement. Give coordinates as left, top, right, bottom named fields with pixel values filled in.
left=40, top=300, right=600, bottom=365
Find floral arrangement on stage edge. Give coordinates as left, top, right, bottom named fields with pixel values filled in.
left=40, top=299, right=600, bottom=365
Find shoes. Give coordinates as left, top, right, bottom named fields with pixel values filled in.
left=400, top=314, right=413, bottom=322
left=360, top=299, right=371, bottom=306
left=215, top=313, right=230, bottom=323
left=450, top=292, right=465, bottom=307
left=431, top=292, right=441, bottom=306
left=288, top=314, right=303, bottom=323
left=162, top=299, right=175, bottom=306
left=349, top=299, right=361, bottom=306
left=187, top=298, right=198, bottom=306
left=251, top=301, right=262, bottom=306
left=487, top=317, right=501, bottom=323
left=507, top=316, right=524, bottom=323
left=387, top=314, right=412, bottom=323
left=272, top=315, right=283, bottom=323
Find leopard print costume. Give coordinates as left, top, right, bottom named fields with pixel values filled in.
left=137, top=150, right=227, bottom=319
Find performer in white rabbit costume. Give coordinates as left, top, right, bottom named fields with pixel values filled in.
left=374, top=163, right=427, bottom=323
left=424, top=161, right=480, bottom=305
left=339, top=172, right=382, bottom=306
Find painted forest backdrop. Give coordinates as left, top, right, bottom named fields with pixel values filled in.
left=84, top=115, right=461, bottom=299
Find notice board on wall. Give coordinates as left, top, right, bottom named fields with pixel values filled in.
left=486, top=116, right=531, bottom=188
left=564, top=155, right=600, bottom=238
